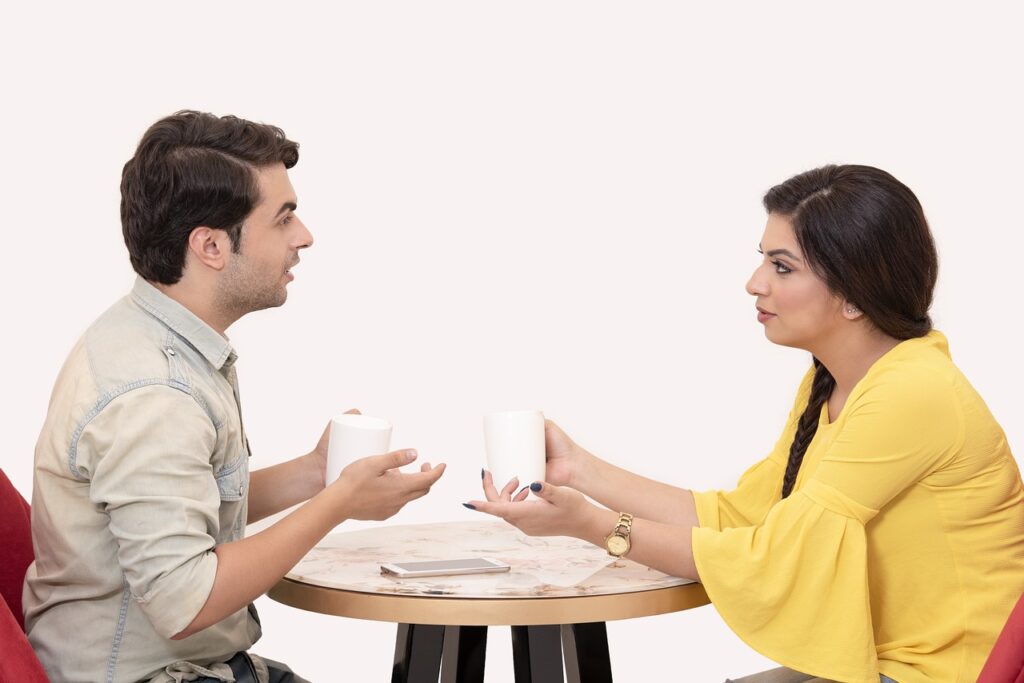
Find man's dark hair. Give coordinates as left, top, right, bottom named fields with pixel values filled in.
left=120, top=110, right=300, bottom=284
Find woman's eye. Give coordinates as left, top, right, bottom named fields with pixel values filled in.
left=772, top=260, right=792, bottom=275
left=281, top=215, right=293, bottom=226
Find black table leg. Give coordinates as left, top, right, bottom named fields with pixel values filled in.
left=511, top=625, right=565, bottom=683
left=392, top=623, right=445, bottom=683
left=561, top=622, right=613, bottom=683
left=392, top=621, right=611, bottom=683
left=440, top=625, right=488, bottom=683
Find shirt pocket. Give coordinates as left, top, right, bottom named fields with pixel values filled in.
left=215, top=454, right=248, bottom=501
left=215, top=453, right=250, bottom=542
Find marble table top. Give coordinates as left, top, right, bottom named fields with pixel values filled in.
left=285, top=520, right=692, bottom=599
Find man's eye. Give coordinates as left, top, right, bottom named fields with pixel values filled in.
left=772, top=260, right=792, bottom=274
left=281, top=215, right=293, bottom=226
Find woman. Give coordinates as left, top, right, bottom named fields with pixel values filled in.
left=465, top=165, right=1024, bottom=682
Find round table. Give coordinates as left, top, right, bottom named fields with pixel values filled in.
left=269, top=520, right=709, bottom=682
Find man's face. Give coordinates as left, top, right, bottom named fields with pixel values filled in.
left=218, top=163, right=313, bottom=315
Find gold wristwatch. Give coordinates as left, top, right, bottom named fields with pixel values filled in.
left=604, top=512, right=634, bottom=557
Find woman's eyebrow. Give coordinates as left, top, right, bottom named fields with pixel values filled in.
left=759, top=244, right=803, bottom=262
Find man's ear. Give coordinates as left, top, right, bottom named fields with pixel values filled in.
left=187, top=226, right=232, bottom=272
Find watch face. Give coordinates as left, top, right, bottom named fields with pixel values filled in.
left=607, top=534, right=629, bottom=556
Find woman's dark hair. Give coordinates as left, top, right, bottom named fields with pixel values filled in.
left=120, top=110, right=300, bottom=284
left=763, top=165, right=938, bottom=498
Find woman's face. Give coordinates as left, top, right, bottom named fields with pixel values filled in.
left=746, top=213, right=846, bottom=351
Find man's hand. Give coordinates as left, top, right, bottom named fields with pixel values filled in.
left=311, top=408, right=361, bottom=487
left=330, top=449, right=445, bottom=521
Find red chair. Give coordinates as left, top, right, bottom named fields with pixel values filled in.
left=978, top=591, right=1024, bottom=683
left=0, top=468, right=49, bottom=682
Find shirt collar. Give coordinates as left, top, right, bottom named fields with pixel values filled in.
left=130, top=276, right=237, bottom=370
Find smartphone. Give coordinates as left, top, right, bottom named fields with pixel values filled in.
left=380, top=557, right=511, bottom=578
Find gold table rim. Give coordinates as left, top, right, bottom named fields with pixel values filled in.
left=268, top=577, right=710, bottom=626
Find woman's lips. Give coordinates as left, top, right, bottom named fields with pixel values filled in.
left=756, top=307, right=776, bottom=324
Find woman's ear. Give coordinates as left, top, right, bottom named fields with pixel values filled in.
left=842, top=302, right=864, bottom=321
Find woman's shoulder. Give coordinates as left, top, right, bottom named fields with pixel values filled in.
left=851, top=330, right=965, bottom=422
left=869, top=329, right=960, bottom=390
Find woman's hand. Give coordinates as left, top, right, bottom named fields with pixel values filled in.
left=479, top=419, right=589, bottom=497
left=482, top=469, right=531, bottom=503
left=542, top=419, right=589, bottom=488
left=465, top=481, right=599, bottom=539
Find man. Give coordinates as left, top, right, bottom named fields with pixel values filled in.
left=24, top=111, right=446, bottom=682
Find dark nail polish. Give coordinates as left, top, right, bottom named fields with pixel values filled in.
left=480, top=468, right=485, bottom=480
left=517, top=485, right=529, bottom=496
left=463, top=503, right=476, bottom=510
left=530, top=482, right=542, bottom=492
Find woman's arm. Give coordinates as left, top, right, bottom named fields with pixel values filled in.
left=467, top=481, right=699, bottom=581
left=542, top=421, right=699, bottom=528
left=575, top=453, right=700, bottom=528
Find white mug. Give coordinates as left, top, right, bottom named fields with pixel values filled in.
left=326, top=414, right=393, bottom=484
left=483, top=410, right=546, bottom=494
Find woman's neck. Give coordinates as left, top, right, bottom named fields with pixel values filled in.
left=813, top=327, right=902, bottom=398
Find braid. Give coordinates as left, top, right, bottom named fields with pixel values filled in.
left=781, top=359, right=835, bottom=498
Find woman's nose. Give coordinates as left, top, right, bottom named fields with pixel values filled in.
left=746, top=266, right=769, bottom=297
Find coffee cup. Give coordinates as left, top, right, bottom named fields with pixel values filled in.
left=483, top=410, right=546, bottom=493
left=326, top=414, right=393, bottom=484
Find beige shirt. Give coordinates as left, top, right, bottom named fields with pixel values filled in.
left=25, top=278, right=261, bottom=683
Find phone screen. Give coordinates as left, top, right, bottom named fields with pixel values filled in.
left=393, top=558, right=501, bottom=572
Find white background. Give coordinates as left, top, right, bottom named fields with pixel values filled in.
left=2, top=2, right=1022, bottom=681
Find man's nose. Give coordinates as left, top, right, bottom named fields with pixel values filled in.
left=296, top=218, right=314, bottom=249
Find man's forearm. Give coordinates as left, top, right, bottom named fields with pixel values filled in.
left=172, top=486, right=343, bottom=639
left=247, top=452, right=324, bottom=523
left=576, top=455, right=699, bottom=528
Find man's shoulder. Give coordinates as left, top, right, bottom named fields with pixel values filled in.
left=79, top=294, right=179, bottom=387
left=55, top=292, right=216, bottom=418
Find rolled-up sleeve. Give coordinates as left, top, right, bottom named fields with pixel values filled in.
left=79, top=384, right=220, bottom=639
left=694, top=366, right=814, bottom=530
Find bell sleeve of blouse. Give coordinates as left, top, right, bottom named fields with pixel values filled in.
left=693, top=367, right=814, bottom=531
left=691, top=362, right=964, bottom=683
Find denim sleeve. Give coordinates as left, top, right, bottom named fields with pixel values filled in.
left=81, top=384, right=220, bottom=639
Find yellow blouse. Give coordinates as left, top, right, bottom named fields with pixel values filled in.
left=692, top=331, right=1024, bottom=683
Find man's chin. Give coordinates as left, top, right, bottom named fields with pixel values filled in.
left=243, top=291, right=288, bottom=315
left=266, top=290, right=288, bottom=309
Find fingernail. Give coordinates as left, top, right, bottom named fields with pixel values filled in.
left=462, top=503, right=476, bottom=510
left=517, top=485, right=529, bottom=496
left=480, top=468, right=485, bottom=480
left=406, top=450, right=418, bottom=461
left=530, top=482, right=542, bottom=492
